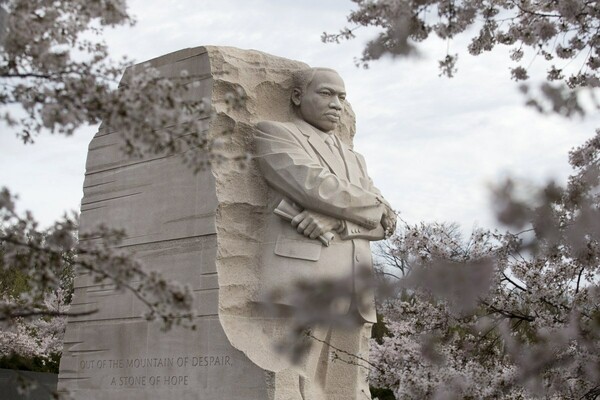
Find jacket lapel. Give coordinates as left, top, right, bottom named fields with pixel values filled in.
left=294, top=121, right=347, bottom=178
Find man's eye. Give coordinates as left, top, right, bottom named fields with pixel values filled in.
left=339, top=96, right=346, bottom=101
left=319, top=91, right=331, bottom=96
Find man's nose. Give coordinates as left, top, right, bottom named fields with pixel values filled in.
left=329, top=96, right=342, bottom=110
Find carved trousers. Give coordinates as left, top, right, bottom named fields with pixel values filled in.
left=227, top=302, right=374, bottom=400
left=266, top=318, right=373, bottom=400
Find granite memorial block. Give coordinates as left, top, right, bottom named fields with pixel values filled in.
left=58, top=46, right=394, bottom=400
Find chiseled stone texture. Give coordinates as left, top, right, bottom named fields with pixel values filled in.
left=58, top=46, right=356, bottom=399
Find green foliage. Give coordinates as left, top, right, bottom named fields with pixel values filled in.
left=370, top=386, right=396, bottom=400
left=0, top=352, right=60, bottom=374
left=371, top=311, right=391, bottom=345
left=370, top=312, right=396, bottom=399
left=0, top=239, right=75, bottom=302
left=0, top=263, right=30, bottom=298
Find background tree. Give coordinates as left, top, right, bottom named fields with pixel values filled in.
left=0, top=0, right=226, bottom=333
left=371, top=201, right=600, bottom=398
left=323, top=1, right=600, bottom=398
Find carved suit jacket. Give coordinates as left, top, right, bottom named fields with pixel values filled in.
left=253, top=119, right=388, bottom=323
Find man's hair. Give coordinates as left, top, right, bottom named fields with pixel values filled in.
left=292, top=67, right=339, bottom=94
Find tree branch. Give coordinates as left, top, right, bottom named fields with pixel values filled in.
left=501, top=271, right=527, bottom=291
left=0, top=308, right=97, bottom=320
left=481, top=300, right=536, bottom=322
left=1, top=72, right=53, bottom=79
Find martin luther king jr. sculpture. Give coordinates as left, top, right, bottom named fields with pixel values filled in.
left=57, top=47, right=393, bottom=400
left=252, top=67, right=396, bottom=400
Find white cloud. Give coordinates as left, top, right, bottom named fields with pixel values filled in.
left=2, top=0, right=598, bottom=234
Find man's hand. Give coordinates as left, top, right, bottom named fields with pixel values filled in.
left=381, top=206, right=397, bottom=238
left=292, top=210, right=342, bottom=240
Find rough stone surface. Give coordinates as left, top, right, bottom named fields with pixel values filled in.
left=58, top=46, right=357, bottom=399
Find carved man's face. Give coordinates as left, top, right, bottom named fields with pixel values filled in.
left=293, top=70, right=346, bottom=133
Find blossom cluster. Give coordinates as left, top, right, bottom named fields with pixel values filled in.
left=0, top=0, right=220, bottom=168
left=325, top=0, right=600, bottom=88
left=0, top=289, right=68, bottom=362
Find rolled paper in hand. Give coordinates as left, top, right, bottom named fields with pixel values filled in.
left=273, top=198, right=334, bottom=247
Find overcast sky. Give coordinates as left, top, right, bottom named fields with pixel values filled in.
left=1, top=0, right=598, bottom=233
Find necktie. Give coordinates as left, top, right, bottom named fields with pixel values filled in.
left=325, top=135, right=339, bottom=156
left=325, top=135, right=349, bottom=179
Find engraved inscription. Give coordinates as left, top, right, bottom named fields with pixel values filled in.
left=79, top=354, right=233, bottom=388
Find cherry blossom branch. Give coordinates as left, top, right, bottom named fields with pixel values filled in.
left=306, top=331, right=383, bottom=373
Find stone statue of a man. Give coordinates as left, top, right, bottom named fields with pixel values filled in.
left=252, top=67, right=396, bottom=399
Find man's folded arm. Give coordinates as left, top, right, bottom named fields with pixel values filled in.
left=351, top=146, right=397, bottom=237
left=255, top=121, right=384, bottom=229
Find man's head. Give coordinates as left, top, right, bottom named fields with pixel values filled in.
left=291, top=67, right=346, bottom=133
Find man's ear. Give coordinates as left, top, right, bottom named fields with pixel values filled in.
left=291, top=88, right=302, bottom=106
